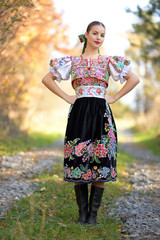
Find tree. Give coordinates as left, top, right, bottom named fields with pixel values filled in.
left=0, top=0, right=72, bottom=139
left=126, top=0, right=160, bottom=114
left=126, top=0, right=160, bottom=68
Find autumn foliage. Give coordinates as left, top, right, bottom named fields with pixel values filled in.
left=0, top=0, right=72, bottom=139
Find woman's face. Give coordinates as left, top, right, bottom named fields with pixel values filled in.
left=85, top=25, right=105, bottom=50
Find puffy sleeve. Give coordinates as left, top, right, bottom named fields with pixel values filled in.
left=108, top=56, right=132, bottom=84
left=49, top=56, right=71, bottom=83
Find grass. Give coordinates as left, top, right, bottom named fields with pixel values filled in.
left=131, top=125, right=160, bottom=155
left=0, top=149, right=134, bottom=240
left=0, top=131, right=62, bottom=156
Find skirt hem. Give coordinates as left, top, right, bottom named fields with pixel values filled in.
left=63, top=176, right=117, bottom=184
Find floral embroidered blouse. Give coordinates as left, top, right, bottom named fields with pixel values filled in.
left=49, top=54, right=131, bottom=88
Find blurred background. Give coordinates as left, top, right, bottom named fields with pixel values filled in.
left=0, top=0, right=160, bottom=152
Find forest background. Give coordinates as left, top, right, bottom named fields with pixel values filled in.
left=0, top=0, right=160, bottom=153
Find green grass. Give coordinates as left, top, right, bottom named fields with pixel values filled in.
left=131, top=125, right=160, bottom=155
left=0, top=131, right=62, bottom=156
left=0, top=149, right=134, bottom=240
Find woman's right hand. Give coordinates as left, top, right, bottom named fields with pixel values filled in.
left=66, top=95, right=77, bottom=104
left=41, top=74, right=77, bottom=105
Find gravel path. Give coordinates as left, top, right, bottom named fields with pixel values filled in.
left=0, top=138, right=64, bottom=219
left=0, top=128, right=160, bottom=240
left=107, top=126, right=160, bottom=240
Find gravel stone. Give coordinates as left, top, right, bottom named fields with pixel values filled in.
left=0, top=138, right=64, bottom=218
left=106, top=128, right=160, bottom=240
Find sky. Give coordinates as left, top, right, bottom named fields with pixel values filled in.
left=51, top=0, right=149, bottom=108
left=53, top=0, right=149, bottom=55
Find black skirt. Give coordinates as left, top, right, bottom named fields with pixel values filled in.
left=63, top=97, right=117, bottom=183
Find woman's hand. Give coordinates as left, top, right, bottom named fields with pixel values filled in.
left=105, top=71, right=140, bottom=104
left=66, top=95, right=77, bottom=104
left=42, top=73, right=77, bottom=105
left=105, top=95, right=116, bottom=104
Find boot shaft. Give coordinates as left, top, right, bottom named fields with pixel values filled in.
left=87, top=185, right=104, bottom=224
left=74, top=184, right=88, bottom=224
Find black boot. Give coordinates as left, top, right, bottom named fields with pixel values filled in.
left=87, top=185, right=104, bottom=224
left=74, top=184, right=88, bottom=224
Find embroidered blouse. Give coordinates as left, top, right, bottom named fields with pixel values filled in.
left=49, top=55, right=131, bottom=87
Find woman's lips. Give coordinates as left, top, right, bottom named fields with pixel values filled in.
left=95, top=41, right=100, bottom=45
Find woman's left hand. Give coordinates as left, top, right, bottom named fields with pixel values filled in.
left=105, top=95, right=116, bottom=104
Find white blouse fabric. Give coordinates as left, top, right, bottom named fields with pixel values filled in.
left=49, top=59, right=71, bottom=83
left=109, top=62, right=132, bottom=84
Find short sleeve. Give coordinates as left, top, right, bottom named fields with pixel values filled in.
left=109, top=56, right=132, bottom=84
left=49, top=56, right=71, bottom=83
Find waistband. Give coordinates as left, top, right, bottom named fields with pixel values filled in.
left=75, top=86, right=106, bottom=99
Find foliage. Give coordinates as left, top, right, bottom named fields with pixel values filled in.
left=125, top=0, right=160, bottom=121
left=126, top=0, right=160, bottom=66
left=0, top=0, right=71, bottom=140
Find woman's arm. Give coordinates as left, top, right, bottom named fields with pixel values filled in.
left=105, top=71, right=140, bottom=104
left=41, top=72, right=76, bottom=104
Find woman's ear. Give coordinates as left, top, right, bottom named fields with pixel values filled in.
left=84, top=32, right=88, bottom=39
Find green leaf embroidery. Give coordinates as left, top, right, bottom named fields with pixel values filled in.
left=69, top=154, right=74, bottom=161
left=80, top=164, right=88, bottom=173
left=73, top=138, right=80, bottom=145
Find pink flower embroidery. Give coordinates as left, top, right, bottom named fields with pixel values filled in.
left=64, top=144, right=72, bottom=158
left=67, top=168, right=72, bottom=178
left=108, top=129, right=116, bottom=143
left=95, top=144, right=107, bottom=158
left=87, top=87, right=92, bottom=95
left=111, top=168, right=116, bottom=178
left=87, top=143, right=95, bottom=157
left=78, top=88, right=84, bottom=95
left=108, top=129, right=114, bottom=138
left=75, top=142, right=87, bottom=156
left=96, top=88, right=102, bottom=95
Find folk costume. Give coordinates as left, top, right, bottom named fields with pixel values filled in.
left=49, top=34, right=131, bottom=223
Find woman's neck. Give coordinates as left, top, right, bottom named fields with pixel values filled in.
left=82, top=46, right=99, bottom=58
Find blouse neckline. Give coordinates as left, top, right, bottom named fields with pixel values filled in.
left=80, top=54, right=101, bottom=61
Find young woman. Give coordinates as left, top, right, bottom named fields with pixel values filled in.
left=42, top=21, right=140, bottom=225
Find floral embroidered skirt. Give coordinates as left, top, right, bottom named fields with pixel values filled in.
left=64, top=97, right=117, bottom=183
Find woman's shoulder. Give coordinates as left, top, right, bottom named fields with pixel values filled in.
left=100, top=55, right=131, bottom=66
left=99, top=55, right=110, bottom=61
left=100, top=54, right=110, bottom=58
left=100, top=55, right=130, bottom=59
left=50, top=55, right=71, bottom=62
left=71, top=55, right=81, bottom=59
